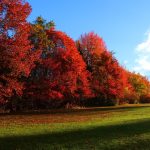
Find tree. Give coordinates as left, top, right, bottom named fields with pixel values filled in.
left=127, top=72, right=150, bottom=103
left=30, top=16, right=55, bottom=51
left=77, top=32, right=106, bottom=71
left=24, top=29, right=91, bottom=108
left=23, top=17, right=59, bottom=109
left=0, top=0, right=39, bottom=109
left=77, top=32, right=125, bottom=105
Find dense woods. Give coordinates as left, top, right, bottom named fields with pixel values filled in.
left=0, top=0, right=150, bottom=111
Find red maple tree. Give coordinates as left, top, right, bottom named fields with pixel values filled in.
left=25, top=29, right=91, bottom=108
left=0, top=0, right=40, bottom=105
left=77, top=32, right=125, bottom=105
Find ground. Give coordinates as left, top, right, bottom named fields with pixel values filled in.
left=1, top=104, right=150, bottom=150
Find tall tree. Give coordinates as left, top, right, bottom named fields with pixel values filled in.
left=77, top=32, right=125, bottom=105
left=24, top=29, right=91, bottom=108
left=22, top=17, right=56, bottom=108
left=0, top=0, right=39, bottom=107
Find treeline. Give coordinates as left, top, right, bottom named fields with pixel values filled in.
left=0, top=0, right=150, bottom=111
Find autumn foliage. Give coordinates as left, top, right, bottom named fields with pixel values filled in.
left=23, top=29, right=91, bottom=109
left=77, top=32, right=126, bottom=105
left=0, top=1, right=150, bottom=111
left=0, top=0, right=39, bottom=107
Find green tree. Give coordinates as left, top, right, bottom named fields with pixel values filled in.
left=30, top=16, right=55, bottom=52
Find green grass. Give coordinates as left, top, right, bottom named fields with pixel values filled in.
left=1, top=104, right=150, bottom=150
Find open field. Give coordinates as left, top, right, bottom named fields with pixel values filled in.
left=1, top=104, right=150, bottom=150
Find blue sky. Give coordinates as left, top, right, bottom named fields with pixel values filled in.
left=27, top=0, right=150, bottom=77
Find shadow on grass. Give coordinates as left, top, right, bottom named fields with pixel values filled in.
left=0, top=104, right=150, bottom=116
left=1, top=118, right=150, bottom=150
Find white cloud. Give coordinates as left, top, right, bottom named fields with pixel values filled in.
left=133, top=31, right=150, bottom=76
left=136, top=32, right=150, bottom=53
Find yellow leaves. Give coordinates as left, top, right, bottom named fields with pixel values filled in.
left=35, top=24, right=43, bottom=31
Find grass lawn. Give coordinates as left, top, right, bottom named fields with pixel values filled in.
left=1, top=104, right=150, bottom=150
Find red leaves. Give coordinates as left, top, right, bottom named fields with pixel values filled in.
left=0, top=0, right=31, bottom=29
left=77, top=32, right=127, bottom=103
left=25, top=29, right=91, bottom=105
left=1, top=1, right=150, bottom=108
left=0, top=0, right=39, bottom=103
left=78, top=32, right=106, bottom=56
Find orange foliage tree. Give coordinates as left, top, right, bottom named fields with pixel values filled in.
left=126, top=72, right=150, bottom=103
